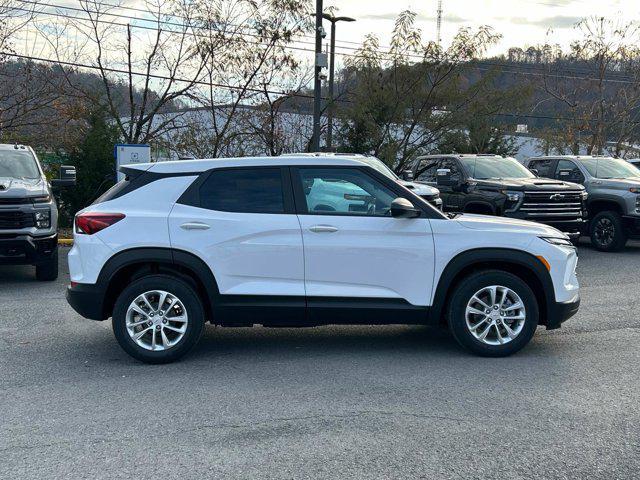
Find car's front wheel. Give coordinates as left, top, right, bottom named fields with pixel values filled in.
left=447, top=270, right=539, bottom=357
left=112, top=275, right=205, bottom=364
left=35, top=251, right=58, bottom=281
left=590, top=210, right=627, bottom=252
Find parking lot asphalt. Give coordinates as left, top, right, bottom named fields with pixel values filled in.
left=1, top=242, right=640, bottom=480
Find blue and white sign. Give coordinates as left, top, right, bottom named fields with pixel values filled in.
left=114, top=144, right=151, bottom=181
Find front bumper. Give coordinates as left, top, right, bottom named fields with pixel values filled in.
left=0, top=233, right=57, bottom=265
left=623, top=215, right=640, bottom=237
left=546, top=296, right=580, bottom=329
left=66, top=282, right=108, bottom=320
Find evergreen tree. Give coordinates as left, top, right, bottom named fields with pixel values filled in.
left=56, top=110, right=120, bottom=226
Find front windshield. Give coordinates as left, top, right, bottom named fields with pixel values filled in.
left=0, top=150, right=40, bottom=179
left=460, top=156, right=535, bottom=180
left=360, top=157, right=399, bottom=180
left=580, top=158, right=640, bottom=179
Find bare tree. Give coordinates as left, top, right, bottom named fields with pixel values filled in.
left=338, top=10, right=503, bottom=172
left=37, top=0, right=213, bottom=144
left=540, top=17, right=640, bottom=157
left=170, top=0, right=311, bottom=158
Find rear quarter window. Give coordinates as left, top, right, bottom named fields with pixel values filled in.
left=92, top=178, right=130, bottom=205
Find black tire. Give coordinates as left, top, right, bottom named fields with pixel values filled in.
left=447, top=270, right=539, bottom=357
left=35, top=251, right=59, bottom=281
left=589, top=210, right=627, bottom=252
left=112, top=274, right=205, bottom=364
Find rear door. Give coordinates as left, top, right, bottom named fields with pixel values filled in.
left=169, top=167, right=305, bottom=300
left=292, top=166, right=435, bottom=317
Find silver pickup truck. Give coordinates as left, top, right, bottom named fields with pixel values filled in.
left=525, top=155, right=640, bottom=251
left=0, top=144, right=76, bottom=280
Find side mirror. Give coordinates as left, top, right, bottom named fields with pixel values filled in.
left=51, top=165, right=76, bottom=188
left=390, top=197, right=421, bottom=218
left=401, top=169, right=414, bottom=181
left=436, top=168, right=458, bottom=187
left=530, top=168, right=539, bottom=176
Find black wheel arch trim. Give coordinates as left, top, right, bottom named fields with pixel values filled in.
left=429, top=248, right=556, bottom=327
left=587, top=195, right=626, bottom=214
left=462, top=201, right=497, bottom=215
left=91, top=247, right=221, bottom=320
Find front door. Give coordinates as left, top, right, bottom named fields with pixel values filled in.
left=438, top=158, right=464, bottom=212
left=292, top=166, right=435, bottom=323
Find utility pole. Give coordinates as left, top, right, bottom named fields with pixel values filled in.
left=323, top=13, right=356, bottom=151
left=311, top=0, right=324, bottom=152
left=436, top=0, right=443, bottom=47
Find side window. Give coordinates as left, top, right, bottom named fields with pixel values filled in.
left=555, top=160, right=584, bottom=183
left=529, top=159, right=553, bottom=177
left=439, top=159, right=461, bottom=182
left=199, top=168, right=284, bottom=213
left=298, top=168, right=397, bottom=216
left=415, top=159, right=440, bottom=182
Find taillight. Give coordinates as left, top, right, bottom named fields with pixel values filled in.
left=75, top=213, right=125, bottom=235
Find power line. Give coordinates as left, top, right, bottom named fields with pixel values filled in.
left=20, top=3, right=640, bottom=85
left=2, top=51, right=320, bottom=100
left=6, top=51, right=638, bottom=126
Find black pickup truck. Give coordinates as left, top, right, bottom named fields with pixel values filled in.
left=404, top=154, right=588, bottom=239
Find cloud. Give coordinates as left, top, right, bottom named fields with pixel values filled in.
left=357, top=12, right=469, bottom=23
left=502, top=15, right=583, bottom=29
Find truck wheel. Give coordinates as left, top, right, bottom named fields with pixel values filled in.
left=35, top=252, right=59, bottom=281
left=112, top=275, right=205, bottom=364
left=590, top=211, right=627, bottom=252
left=447, top=270, right=539, bottom=357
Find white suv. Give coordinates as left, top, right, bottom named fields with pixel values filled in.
left=66, top=155, right=580, bottom=363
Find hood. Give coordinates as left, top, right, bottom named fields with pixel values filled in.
left=474, top=177, right=583, bottom=191
left=0, top=177, right=48, bottom=198
left=590, top=177, right=640, bottom=190
left=456, top=213, right=565, bottom=237
left=399, top=180, right=440, bottom=196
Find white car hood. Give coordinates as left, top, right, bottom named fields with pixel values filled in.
left=455, top=213, right=565, bottom=237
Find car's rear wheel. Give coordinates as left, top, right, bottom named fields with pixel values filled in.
left=590, top=210, right=627, bottom=252
left=447, top=270, right=539, bottom=357
left=112, top=275, right=205, bottom=364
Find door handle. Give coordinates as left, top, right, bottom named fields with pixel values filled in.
left=180, top=222, right=210, bottom=230
left=309, top=225, right=338, bottom=233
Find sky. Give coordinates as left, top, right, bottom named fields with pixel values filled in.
left=321, top=0, right=640, bottom=57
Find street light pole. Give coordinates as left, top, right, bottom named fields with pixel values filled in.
left=311, top=0, right=324, bottom=152
left=322, top=14, right=355, bottom=151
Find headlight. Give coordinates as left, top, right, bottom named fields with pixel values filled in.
left=34, top=209, right=51, bottom=229
left=31, top=194, right=52, bottom=204
left=540, top=236, right=574, bottom=247
left=504, top=191, right=522, bottom=202
left=501, top=190, right=523, bottom=212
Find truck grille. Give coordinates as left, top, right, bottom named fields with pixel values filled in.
left=0, top=211, right=35, bottom=229
left=519, top=191, right=583, bottom=220
left=0, top=197, right=32, bottom=205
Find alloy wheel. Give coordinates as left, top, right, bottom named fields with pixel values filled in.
left=465, top=285, right=526, bottom=346
left=594, top=217, right=615, bottom=247
left=125, top=290, right=189, bottom=351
